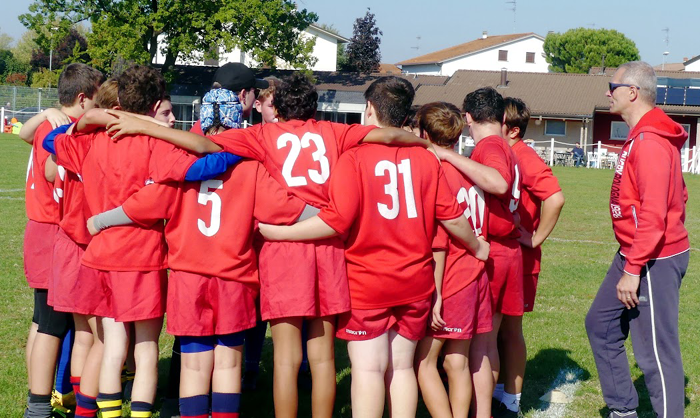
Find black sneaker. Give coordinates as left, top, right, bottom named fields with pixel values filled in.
left=492, top=399, right=523, bottom=418
left=608, top=410, right=638, bottom=418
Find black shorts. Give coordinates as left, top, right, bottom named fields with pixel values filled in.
left=33, top=289, right=71, bottom=337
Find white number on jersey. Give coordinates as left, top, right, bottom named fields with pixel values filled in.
left=197, top=179, right=223, bottom=237
left=277, top=132, right=330, bottom=187
left=375, top=159, right=418, bottom=220
left=508, top=164, right=521, bottom=213
left=53, top=165, right=66, bottom=203
left=456, top=185, right=485, bottom=236
left=26, top=150, right=34, bottom=190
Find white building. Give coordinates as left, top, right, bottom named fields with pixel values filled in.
left=684, top=56, right=700, bottom=72
left=153, top=24, right=349, bottom=72
left=397, top=32, right=548, bottom=76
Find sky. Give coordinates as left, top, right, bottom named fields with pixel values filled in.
left=3, top=0, right=697, bottom=67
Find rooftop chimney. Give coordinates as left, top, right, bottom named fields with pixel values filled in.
left=482, top=31, right=488, bottom=39
left=499, top=67, right=508, bottom=88
left=684, top=57, right=688, bottom=62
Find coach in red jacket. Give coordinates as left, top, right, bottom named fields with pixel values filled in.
left=586, top=61, right=690, bottom=418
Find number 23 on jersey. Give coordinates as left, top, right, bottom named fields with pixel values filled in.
left=278, top=132, right=330, bottom=187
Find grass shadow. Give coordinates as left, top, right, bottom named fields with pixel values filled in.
left=522, top=347, right=591, bottom=414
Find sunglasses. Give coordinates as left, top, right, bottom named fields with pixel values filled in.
left=608, top=82, right=640, bottom=93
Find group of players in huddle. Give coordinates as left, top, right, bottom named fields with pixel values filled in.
left=20, top=60, right=564, bottom=418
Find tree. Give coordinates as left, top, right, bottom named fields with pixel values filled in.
left=317, top=23, right=348, bottom=71
left=543, top=28, right=640, bottom=74
left=20, top=0, right=319, bottom=74
left=0, top=32, right=13, bottom=50
left=30, top=28, right=89, bottom=70
left=344, top=8, right=382, bottom=73
left=12, top=31, right=39, bottom=65
left=31, top=68, right=61, bottom=88
left=0, top=50, right=31, bottom=82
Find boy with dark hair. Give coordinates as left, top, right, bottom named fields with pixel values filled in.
left=433, top=87, right=522, bottom=418
left=494, top=97, right=564, bottom=416
left=256, top=95, right=489, bottom=418
left=100, top=72, right=429, bottom=418
left=414, top=102, right=492, bottom=418
left=44, top=64, right=196, bottom=418
left=23, top=62, right=104, bottom=418
left=364, top=76, right=415, bottom=128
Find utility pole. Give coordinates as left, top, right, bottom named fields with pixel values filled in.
left=506, top=0, right=516, bottom=31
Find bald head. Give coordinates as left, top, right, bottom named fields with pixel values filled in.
left=617, top=61, right=657, bottom=105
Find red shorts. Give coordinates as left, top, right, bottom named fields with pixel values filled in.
left=99, top=270, right=167, bottom=322
left=427, top=271, right=493, bottom=340
left=337, top=299, right=431, bottom=342
left=258, top=238, right=350, bottom=320
left=486, top=239, right=524, bottom=316
left=523, top=273, right=539, bottom=313
left=50, top=228, right=87, bottom=311
left=68, top=265, right=111, bottom=317
left=166, top=270, right=258, bottom=336
left=23, top=220, right=59, bottom=290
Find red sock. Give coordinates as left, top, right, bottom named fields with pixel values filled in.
left=70, top=376, right=81, bottom=395
left=74, top=391, right=98, bottom=418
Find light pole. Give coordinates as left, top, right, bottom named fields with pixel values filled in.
left=662, top=51, right=670, bottom=70
left=48, top=26, right=58, bottom=87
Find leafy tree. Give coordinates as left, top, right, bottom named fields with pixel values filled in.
left=6, top=73, right=28, bottom=86
left=0, top=50, right=31, bottom=82
left=344, top=8, right=382, bottom=73
left=543, top=28, right=640, bottom=74
left=0, top=33, right=13, bottom=50
left=12, top=32, right=39, bottom=65
left=31, top=68, right=61, bottom=88
left=20, top=0, right=319, bottom=74
left=30, top=28, right=89, bottom=70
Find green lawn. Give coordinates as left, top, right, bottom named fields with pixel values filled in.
left=1, top=132, right=698, bottom=417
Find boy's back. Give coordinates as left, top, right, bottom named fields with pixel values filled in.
left=212, top=119, right=376, bottom=207
left=55, top=130, right=194, bottom=270
left=318, top=143, right=462, bottom=309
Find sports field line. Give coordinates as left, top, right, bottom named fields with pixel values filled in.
left=530, top=367, right=584, bottom=418
left=0, top=188, right=23, bottom=193
left=548, top=237, right=700, bottom=252
left=0, top=196, right=24, bottom=201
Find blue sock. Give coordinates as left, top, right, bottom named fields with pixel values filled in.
left=179, top=394, right=209, bottom=418
left=54, top=327, right=74, bottom=395
left=211, top=392, right=240, bottom=417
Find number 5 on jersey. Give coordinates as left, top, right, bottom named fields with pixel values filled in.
left=198, top=179, right=223, bottom=237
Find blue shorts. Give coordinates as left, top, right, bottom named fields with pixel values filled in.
left=180, top=332, right=246, bottom=353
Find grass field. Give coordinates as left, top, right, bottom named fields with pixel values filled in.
left=1, top=132, right=699, bottom=417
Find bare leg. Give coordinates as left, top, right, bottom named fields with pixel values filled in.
left=270, top=318, right=303, bottom=418
left=415, top=336, right=451, bottom=418
left=211, top=344, right=243, bottom=394
left=348, top=334, right=389, bottom=418
left=470, top=331, right=493, bottom=418
left=80, top=316, right=103, bottom=397
left=180, top=350, right=214, bottom=397
left=26, top=322, right=38, bottom=390
left=307, top=316, right=336, bottom=418
left=384, top=330, right=419, bottom=418
left=131, top=317, right=163, bottom=404
left=499, top=315, right=526, bottom=411
left=488, top=313, right=503, bottom=385
left=98, top=317, right=128, bottom=396
left=443, top=339, right=472, bottom=418
left=71, top=314, right=94, bottom=379
left=29, top=332, right=62, bottom=395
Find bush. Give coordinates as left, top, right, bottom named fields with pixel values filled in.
left=5, top=73, right=28, bottom=86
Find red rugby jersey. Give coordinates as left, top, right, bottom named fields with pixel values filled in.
left=432, top=162, right=488, bottom=299
left=54, top=129, right=196, bottom=271
left=318, top=143, right=463, bottom=309
left=26, top=120, right=60, bottom=224
left=470, top=135, right=521, bottom=240
left=211, top=120, right=376, bottom=208
left=121, top=161, right=305, bottom=283
left=512, top=141, right=561, bottom=275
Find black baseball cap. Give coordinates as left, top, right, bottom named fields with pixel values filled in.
left=212, top=63, right=269, bottom=92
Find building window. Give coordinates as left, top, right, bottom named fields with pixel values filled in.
left=610, top=121, right=629, bottom=140
left=498, top=50, right=508, bottom=61
left=315, top=111, right=362, bottom=125
left=545, top=120, right=566, bottom=136
left=526, top=52, right=535, bottom=63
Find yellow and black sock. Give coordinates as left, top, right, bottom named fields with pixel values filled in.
left=96, top=392, right=122, bottom=418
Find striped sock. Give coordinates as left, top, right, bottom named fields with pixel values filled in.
left=130, top=401, right=153, bottom=418
left=74, top=391, right=98, bottom=418
left=96, top=392, right=122, bottom=418
left=211, top=392, right=240, bottom=418
left=70, top=376, right=81, bottom=398
left=24, top=393, right=52, bottom=418
left=179, top=395, right=209, bottom=418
